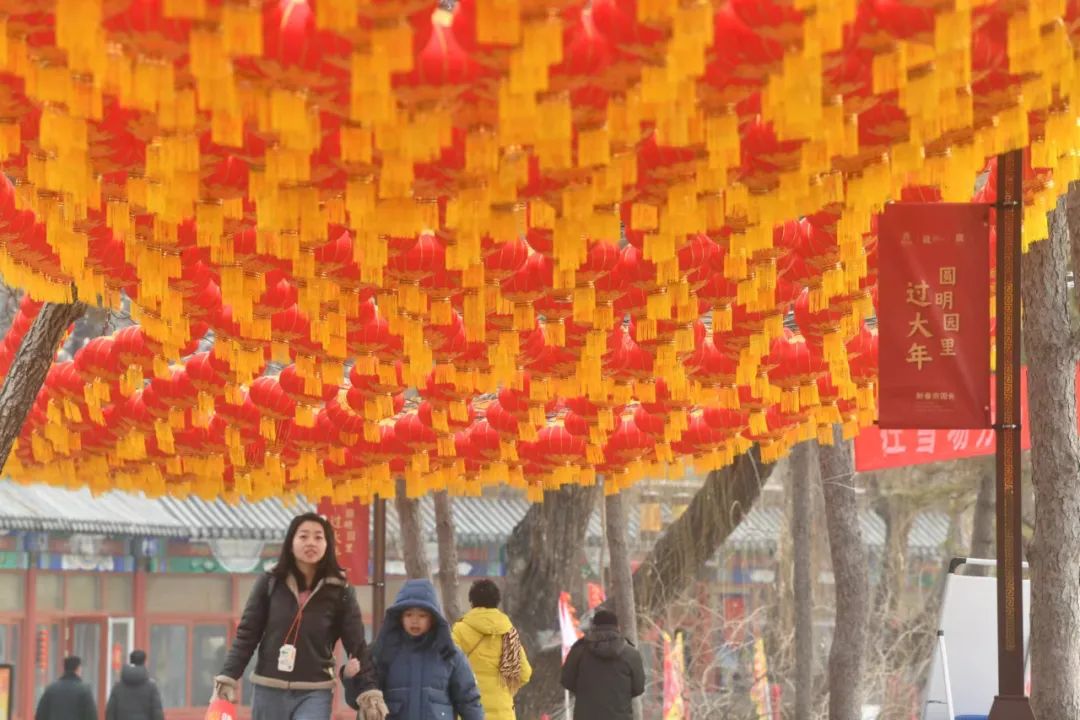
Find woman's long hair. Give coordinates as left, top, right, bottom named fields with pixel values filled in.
left=272, top=512, right=345, bottom=591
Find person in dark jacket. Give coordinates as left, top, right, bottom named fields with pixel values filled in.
left=105, top=650, right=164, bottom=720
left=345, top=579, right=484, bottom=720
left=35, top=656, right=97, bottom=720
left=212, top=512, right=384, bottom=720
left=560, top=609, right=645, bottom=720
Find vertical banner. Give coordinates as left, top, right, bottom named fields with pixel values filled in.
left=317, top=499, right=370, bottom=586
left=0, top=664, right=11, bottom=720
left=558, top=591, right=583, bottom=663
left=878, top=203, right=992, bottom=429
left=663, top=630, right=688, bottom=720
left=750, top=637, right=772, bottom=720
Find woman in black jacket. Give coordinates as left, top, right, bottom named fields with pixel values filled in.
left=211, top=512, right=387, bottom=720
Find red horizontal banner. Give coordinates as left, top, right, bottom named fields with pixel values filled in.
left=855, top=366, right=1080, bottom=471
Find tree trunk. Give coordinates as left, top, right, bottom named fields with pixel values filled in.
left=505, top=448, right=775, bottom=719
left=1023, top=196, right=1080, bottom=720
left=504, top=484, right=600, bottom=720
left=0, top=298, right=85, bottom=472
left=604, top=490, right=642, bottom=720
left=967, top=459, right=996, bottom=575
left=819, top=429, right=869, bottom=720
left=633, top=446, right=774, bottom=616
left=791, top=441, right=817, bottom=720
left=604, top=490, right=638, bottom=641
left=433, top=490, right=461, bottom=622
left=872, top=491, right=915, bottom=619
left=395, top=476, right=430, bottom=580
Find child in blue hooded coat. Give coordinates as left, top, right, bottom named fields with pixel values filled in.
left=345, top=579, right=484, bottom=720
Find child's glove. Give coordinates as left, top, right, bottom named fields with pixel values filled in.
left=211, top=676, right=237, bottom=702
left=358, top=689, right=389, bottom=720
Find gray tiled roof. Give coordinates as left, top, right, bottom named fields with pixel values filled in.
left=156, top=494, right=313, bottom=540
left=0, top=481, right=188, bottom=537
left=385, top=496, right=529, bottom=546
left=719, top=505, right=952, bottom=555
left=0, top=480, right=951, bottom=557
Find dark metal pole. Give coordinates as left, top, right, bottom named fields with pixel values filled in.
left=988, top=148, right=1035, bottom=720
left=371, top=495, right=387, bottom=637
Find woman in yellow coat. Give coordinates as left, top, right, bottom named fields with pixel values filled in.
left=451, top=580, right=532, bottom=720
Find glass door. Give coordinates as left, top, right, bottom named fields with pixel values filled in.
left=106, top=618, right=134, bottom=693
left=66, top=617, right=106, bottom=714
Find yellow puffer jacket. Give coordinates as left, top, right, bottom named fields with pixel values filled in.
left=451, top=607, right=532, bottom=720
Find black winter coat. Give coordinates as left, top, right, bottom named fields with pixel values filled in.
left=218, top=572, right=377, bottom=692
left=560, top=625, right=645, bottom=720
left=105, top=665, right=164, bottom=720
left=35, top=673, right=97, bottom=720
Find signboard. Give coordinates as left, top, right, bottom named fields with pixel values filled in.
left=878, top=203, right=992, bottom=429
left=317, top=499, right=370, bottom=585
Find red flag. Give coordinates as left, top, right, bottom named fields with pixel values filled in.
left=586, top=583, right=606, bottom=610
left=558, top=592, right=583, bottom=663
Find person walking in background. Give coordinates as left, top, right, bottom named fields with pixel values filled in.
left=35, top=656, right=97, bottom=720
left=345, top=578, right=484, bottom=720
left=105, top=649, right=164, bottom=720
left=211, top=512, right=384, bottom=719
left=560, top=608, right=645, bottom=720
left=452, top=579, right=531, bottom=720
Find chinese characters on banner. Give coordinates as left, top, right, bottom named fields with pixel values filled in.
left=317, top=499, right=370, bottom=585
left=855, top=425, right=1006, bottom=471
left=878, top=203, right=992, bottom=429
left=855, top=365, right=1080, bottom=470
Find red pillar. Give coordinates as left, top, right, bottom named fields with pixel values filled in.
left=20, top=558, right=37, bottom=720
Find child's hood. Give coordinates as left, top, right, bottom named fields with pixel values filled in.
left=387, top=579, right=448, bottom=628
left=375, top=579, right=456, bottom=664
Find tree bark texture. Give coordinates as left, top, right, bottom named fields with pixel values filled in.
left=433, top=490, right=461, bottom=622
left=790, top=441, right=817, bottom=720
left=504, top=484, right=600, bottom=720
left=604, top=490, right=638, bottom=643
left=395, top=476, right=430, bottom=580
left=967, top=459, right=996, bottom=575
left=1023, top=198, right=1080, bottom=720
left=604, top=490, right=643, bottom=720
left=819, top=430, right=869, bottom=720
left=872, top=491, right=915, bottom=619
left=0, top=299, right=85, bottom=473
left=633, top=446, right=774, bottom=616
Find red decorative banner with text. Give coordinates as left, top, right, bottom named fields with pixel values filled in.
left=317, top=499, right=370, bottom=586
left=856, top=365, right=1080, bottom=470
left=878, top=203, right=992, bottom=429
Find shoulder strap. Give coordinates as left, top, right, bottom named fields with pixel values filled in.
left=265, top=573, right=277, bottom=600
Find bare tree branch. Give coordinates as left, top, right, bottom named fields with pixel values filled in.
left=633, top=446, right=775, bottom=617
